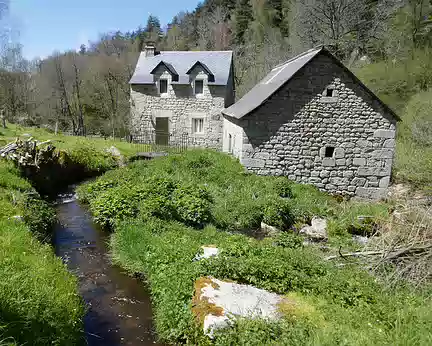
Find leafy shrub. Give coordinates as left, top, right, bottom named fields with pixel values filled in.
left=262, top=199, right=295, bottom=230
left=288, top=184, right=339, bottom=223
left=172, top=185, right=212, bottom=227
left=78, top=178, right=117, bottom=202
left=273, top=177, right=293, bottom=198
left=21, top=197, right=56, bottom=241
left=66, top=141, right=116, bottom=172
left=90, top=186, right=137, bottom=227
left=273, top=231, right=303, bottom=249
left=0, top=162, right=32, bottom=192
left=327, top=202, right=390, bottom=238
left=139, top=194, right=174, bottom=220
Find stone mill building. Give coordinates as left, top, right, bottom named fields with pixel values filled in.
left=129, top=43, right=234, bottom=148
left=130, top=44, right=399, bottom=199
left=222, top=46, right=399, bottom=199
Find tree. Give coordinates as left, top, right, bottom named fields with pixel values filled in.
left=234, top=0, right=253, bottom=44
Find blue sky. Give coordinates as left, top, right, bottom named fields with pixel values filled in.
left=10, top=0, right=200, bottom=60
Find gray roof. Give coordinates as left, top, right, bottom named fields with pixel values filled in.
left=222, top=46, right=399, bottom=121
left=130, top=50, right=233, bottom=85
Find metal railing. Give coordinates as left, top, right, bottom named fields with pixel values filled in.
left=129, top=131, right=195, bottom=153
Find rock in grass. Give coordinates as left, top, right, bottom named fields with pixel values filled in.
left=299, top=217, right=328, bottom=241
left=260, top=221, right=281, bottom=236
left=194, top=245, right=220, bottom=261
left=192, top=277, right=286, bottom=338
left=105, top=146, right=126, bottom=167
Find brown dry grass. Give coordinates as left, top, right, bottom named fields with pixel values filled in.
left=366, top=193, right=432, bottom=287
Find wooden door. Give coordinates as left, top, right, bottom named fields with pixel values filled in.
left=155, top=117, right=169, bottom=146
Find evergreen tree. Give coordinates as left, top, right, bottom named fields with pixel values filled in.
left=234, top=0, right=253, bottom=44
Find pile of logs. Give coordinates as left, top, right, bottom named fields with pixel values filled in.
left=0, top=137, right=55, bottom=168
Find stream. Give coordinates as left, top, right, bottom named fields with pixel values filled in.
left=54, top=190, right=163, bottom=346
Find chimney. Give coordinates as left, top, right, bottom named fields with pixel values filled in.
left=144, top=41, right=156, bottom=57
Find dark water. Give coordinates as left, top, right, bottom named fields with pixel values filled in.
left=54, top=192, right=163, bottom=346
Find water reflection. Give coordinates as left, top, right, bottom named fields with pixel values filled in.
left=54, top=193, right=163, bottom=346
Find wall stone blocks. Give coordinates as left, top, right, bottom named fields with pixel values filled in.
left=224, top=53, right=397, bottom=200
left=356, top=187, right=387, bottom=199
left=131, top=66, right=232, bottom=150
left=373, top=129, right=396, bottom=139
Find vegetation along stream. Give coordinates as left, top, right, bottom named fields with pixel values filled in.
left=53, top=188, right=163, bottom=346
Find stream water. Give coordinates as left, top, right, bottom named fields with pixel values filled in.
left=54, top=191, right=163, bottom=346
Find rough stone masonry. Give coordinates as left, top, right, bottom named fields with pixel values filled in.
left=226, top=53, right=397, bottom=199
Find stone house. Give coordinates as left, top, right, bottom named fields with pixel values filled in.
left=129, top=43, right=235, bottom=148
left=222, top=46, right=400, bottom=199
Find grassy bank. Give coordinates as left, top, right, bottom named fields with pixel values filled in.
left=356, top=49, right=432, bottom=192
left=0, top=160, right=85, bottom=345
left=0, top=124, right=140, bottom=345
left=78, top=150, right=432, bottom=345
left=0, top=123, right=147, bottom=196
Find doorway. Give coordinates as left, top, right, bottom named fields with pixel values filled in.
left=155, top=117, right=169, bottom=146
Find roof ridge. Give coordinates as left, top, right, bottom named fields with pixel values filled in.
left=160, top=50, right=233, bottom=53
left=271, top=46, right=323, bottom=71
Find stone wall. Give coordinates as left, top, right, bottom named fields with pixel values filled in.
left=226, top=53, right=397, bottom=199
left=130, top=65, right=233, bottom=149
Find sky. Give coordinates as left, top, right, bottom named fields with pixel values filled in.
left=9, top=0, right=200, bottom=60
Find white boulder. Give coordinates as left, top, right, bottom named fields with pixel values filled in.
left=194, top=246, right=220, bottom=261
left=299, top=217, right=328, bottom=241
left=194, top=277, right=285, bottom=338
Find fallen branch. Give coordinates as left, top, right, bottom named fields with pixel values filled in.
left=325, top=244, right=432, bottom=261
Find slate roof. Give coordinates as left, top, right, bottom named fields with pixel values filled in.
left=222, top=46, right=399, bottom=121
left=130, top=51, right=233, bottom=86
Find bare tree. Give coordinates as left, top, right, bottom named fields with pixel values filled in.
left=296, top=0, right=372, bottom=58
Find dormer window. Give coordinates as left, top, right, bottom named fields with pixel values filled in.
left=159, top=79, right=168, bottom=94
left=194, top=80, right=204, bottom=95
left=326, top=88, right=334, bottom=97
left=186, top=61, right=215, bottom=83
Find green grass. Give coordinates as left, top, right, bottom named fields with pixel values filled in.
left=0, top=159, right=85, bottom=345
left=356, top=49, right=432, bottom=191
left=78, top=150, right=432, bottom=345
left=0, top=122, right=142, bottom=157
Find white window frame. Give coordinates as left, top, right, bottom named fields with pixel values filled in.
left=159, top=78, right=168, bottom=95
left=193, top=79, right=204, bottom=96
left=191, top=117, right=205, bottom=135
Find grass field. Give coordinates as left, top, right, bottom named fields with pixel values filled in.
left=78, top=150, right=432, bottom=345
left=0, top=159, right=85, bottom=345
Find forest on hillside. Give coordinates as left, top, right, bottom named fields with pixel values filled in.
left=0, top=0, right=431, bottom=139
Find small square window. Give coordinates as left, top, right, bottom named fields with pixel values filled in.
left=195, top=80, right=204, bottom=95
left=159, top=79, right=168, bottom=94
left=326, top=88, right=334, bottom=97
left=192, top=118, right=204, bottom=134
left=325, top=147, right=335, bottom=157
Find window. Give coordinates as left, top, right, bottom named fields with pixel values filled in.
left=192, top=118, right=204, bottom=134
left=228, top=134, right=232, bottom=153
left=159, top=79, right=168, bottom=94
left=326, top=88, right=334, bottom=97
left=325, top=147, right=335, bottom=157
left=194, top=80, right=204, bottom=95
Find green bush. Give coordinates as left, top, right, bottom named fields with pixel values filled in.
left=288, top=184, right=339, bottom=223
left=273, top=231, right=304, bottom=249
left=401, top=89, right=432, bottom=146
left=273, top=177, right=294, bottom=198
left=21, top=197, right=56, bottom=241
left=65, top=140, right=117, bottom=172
left=327, top=202, right=390, bottom=238
left=172, top=185, right=212, bottom=227
left=139, top=194, right=174, bottom=220
left=90, top=186, right=137, bottom=227
left=262, top=198, right=295, bottom=230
